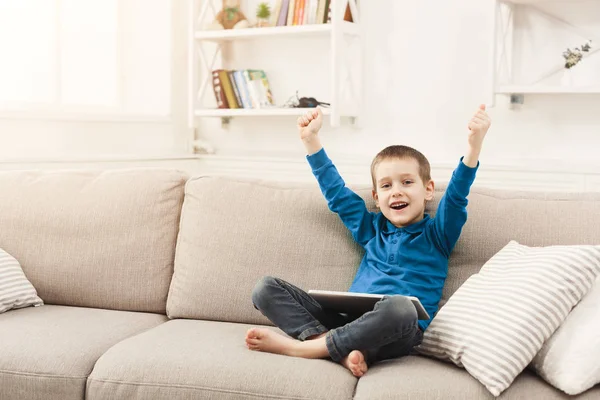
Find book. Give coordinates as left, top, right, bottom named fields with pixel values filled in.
left=233, top=70, right=252, bottom=109
left=287, top=0, right=296, bottom=26
left=270, top=0, right=283, bottom=27
left=211, top=70, right=228, bottom=109
left=248, top=69, right=275, bottom=108
left=277, top=0, right=290, bottom=26
left=296, top=0, right=305, bottom=26
left=227, top=70, right=243, bottom=109
left=242, top=70, right=259, bottom=108
left=218, top=70, right=238, bottom=109
left=307, top=0, right=318, bottom=24
left=316, top=0, right=328, bottom=25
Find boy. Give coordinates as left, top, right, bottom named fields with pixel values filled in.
left=246, top=105, right=491, bottom=377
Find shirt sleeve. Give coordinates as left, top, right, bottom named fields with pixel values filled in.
left=307, top=148, right=376, bottom=247
left=430, top=157, right=478, bottom=257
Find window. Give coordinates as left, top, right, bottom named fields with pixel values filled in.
left=0, top=0, right=170, bottom=117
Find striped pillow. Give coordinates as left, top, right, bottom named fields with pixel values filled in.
left=0, top=248, right=44, bottom=313
left=416, top=240, right=600, bottom=397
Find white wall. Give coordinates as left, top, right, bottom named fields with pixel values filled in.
left=196, top=0, right=600, bottom=189
left=1, top=0, right=599, bottom=191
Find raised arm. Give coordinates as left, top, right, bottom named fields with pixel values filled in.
left=431, top=104, right=491, bottom=256
left=298, top=108, right=376, bottom=247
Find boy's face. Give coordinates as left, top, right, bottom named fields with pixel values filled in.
left=372, top=158, right=434, bottom=228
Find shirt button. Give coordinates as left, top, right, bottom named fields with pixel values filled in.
left=389, top=255, right=394, bottom=262
left=392, top=239, right=397, bottom=244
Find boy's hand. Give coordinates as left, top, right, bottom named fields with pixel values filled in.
left=467, top=104, right=491, bottom=150
left=463, top=104, right=491, bottom=168
left=298, top=107, right=323, bottom=141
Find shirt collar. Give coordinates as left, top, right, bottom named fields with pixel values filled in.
left=382, top=214, right=431, bottom=234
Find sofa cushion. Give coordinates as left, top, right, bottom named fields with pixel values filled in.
left=87, top=319, right=358, bottom=400
left=0, top=247, right=43, bottom=313
left=0, top=169, right=188, bottom=313
left=532, top=275, right=600, bottom=395
left=0, top=305, right=167, bottom=400
left=353, top=355, right=600, bottom=400
left=167, top=177, right=365, bottom=324
left=436, top=187, right=600, bottom=308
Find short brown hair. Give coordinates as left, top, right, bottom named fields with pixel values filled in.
left=370, top=145, right=431, bottom=189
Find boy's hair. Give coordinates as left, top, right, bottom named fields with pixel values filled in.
left=370, top=145, right=431, bottom=189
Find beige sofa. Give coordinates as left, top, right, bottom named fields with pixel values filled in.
left=0, top=168, right=598, bottom=400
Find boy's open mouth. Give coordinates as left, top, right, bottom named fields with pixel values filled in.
left=390, top=201, right=408, bottom=210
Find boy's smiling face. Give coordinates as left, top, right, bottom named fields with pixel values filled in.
left=372, top=157, right=434, bottom=228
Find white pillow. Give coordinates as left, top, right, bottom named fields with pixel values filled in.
left=0, top=248, right=44, bottom=313
left=531, top=275, right=600, bottom=395
left=416, top=240, right=600, bottom=397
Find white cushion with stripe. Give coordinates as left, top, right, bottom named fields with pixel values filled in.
left=0, top=248, right=43, bottom=313
left=416, top=240, right=600, bottom=397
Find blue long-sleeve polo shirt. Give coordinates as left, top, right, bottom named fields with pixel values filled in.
left=307, top=148, right=478, bottom=331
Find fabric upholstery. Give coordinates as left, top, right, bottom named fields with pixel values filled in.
left=0, top=169, right=188, bottom=313
left=0, top=305, right=167, bottom=400
left=87, top=319, right=357, bottom=400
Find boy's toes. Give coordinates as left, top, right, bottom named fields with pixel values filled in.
left=246, top=328, right=259, bottom=339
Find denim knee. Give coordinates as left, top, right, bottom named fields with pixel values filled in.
left=376, top=296, right=418, bottom=328
left=251, top=275, right=278, bottom=310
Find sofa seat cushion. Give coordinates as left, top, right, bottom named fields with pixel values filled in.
left=0, top=305, right=167, bottom=400
left=353, top=355, right=600, bottom=400
left=87, top=319, right=358, bottom=400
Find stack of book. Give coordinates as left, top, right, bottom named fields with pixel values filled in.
left=211, top=69, right=276, bottom=109
left=270, top=0, right=353, bottom=27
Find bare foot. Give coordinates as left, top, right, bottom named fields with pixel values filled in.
left=341, top=350, right=368, bottom=377
left=245, top=327, right=301, bottom=356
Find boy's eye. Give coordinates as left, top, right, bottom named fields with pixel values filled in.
left=381, top=183, right=390, bottom=189
left=403, top=180, right=413, bottom=185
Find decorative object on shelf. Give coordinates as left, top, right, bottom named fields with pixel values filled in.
left=212, top=0, right=248, bottom=30
left=561, top=40, right=593, bottom=87
left=282, top=91, right=330, bottom=108
left=256, top=2, right=271, bottom=28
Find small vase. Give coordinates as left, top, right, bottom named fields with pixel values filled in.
left=256, top=17, right=270, bottom=28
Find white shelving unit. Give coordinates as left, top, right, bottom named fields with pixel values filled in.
left=188, top=0, right=362, bottom=141
left=491, top=0, right=600, bottom=103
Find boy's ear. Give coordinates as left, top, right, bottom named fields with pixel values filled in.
left=425, top=180, right=435, bottom=201
left=372, top=189, right=379, bottom=208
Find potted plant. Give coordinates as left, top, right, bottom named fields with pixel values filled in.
left=256, top=2, right=271, bottom=28
left=561, top=40, right=593, bottom=86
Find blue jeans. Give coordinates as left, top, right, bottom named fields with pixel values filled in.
left=251, top=276, right=423, bottom=365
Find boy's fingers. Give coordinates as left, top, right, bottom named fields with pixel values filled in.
left=479, top=104, right=486, bottom=111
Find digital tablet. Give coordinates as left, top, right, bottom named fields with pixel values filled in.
left=308, top=290, right=430, bottom=320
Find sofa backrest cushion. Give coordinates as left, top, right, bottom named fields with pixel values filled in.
left=0, top=169, right=187, bottom=313
left=168, top=176, right=600, bottom=324
left=167, top=177, right=364, bottom=324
